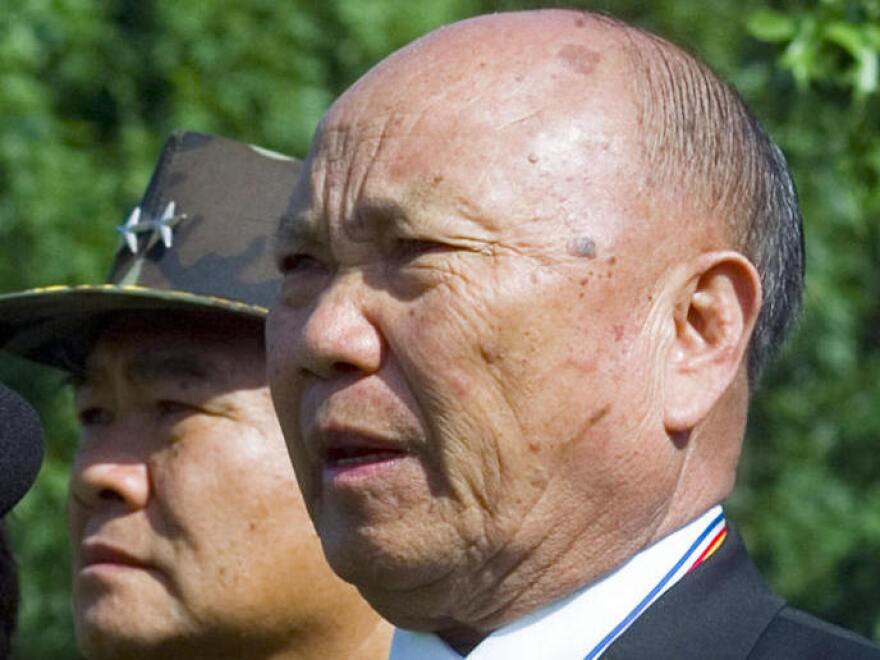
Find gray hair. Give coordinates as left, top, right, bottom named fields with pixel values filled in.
left=612, top=18, right=805, bottom=385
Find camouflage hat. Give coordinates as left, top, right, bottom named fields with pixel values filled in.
left=0, top=130, right=300, bottom=369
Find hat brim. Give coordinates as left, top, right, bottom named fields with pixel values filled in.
left=0, top=284, right=267, bottom=370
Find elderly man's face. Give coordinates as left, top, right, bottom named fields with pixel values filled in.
left=68, top=312, right=383, bottom=660
left=268, top=31, right=685, bottom=630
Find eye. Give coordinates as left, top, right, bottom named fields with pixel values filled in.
left=156, top=400, right=196, bottom=418
left=77, top=407, right=112, bottom=427
left=277, top=252, right=323, bottom=276
left=393, top=239, right=447, bottom=261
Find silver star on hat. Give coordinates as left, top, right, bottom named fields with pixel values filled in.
left=116, top=201, right=185, bottom=254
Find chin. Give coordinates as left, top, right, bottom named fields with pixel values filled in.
left=74, top=597, right=192, bottom=660
left=322, top=538, right=463, bottom=630
left=76, top=623, right=176, bottom=660
left=75, top=622, right=238, bottom=660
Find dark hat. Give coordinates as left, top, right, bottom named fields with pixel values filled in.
left=0, top=131, right=300, bottom=370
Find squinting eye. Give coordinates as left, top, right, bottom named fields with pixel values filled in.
left=78, top=407, right=112, bottom=427
left=156, top=400, right=195, bottom=417
left=278, top=253, right=322, bottom=275
left=394, top=239, right=446, bottom=261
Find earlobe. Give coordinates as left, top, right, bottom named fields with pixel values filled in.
left=663, top=252, right=762, bottom=433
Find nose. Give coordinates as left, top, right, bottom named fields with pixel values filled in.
left=270, top=273, right=385, bottom=380
left=68, top=428, right=150, bottom=512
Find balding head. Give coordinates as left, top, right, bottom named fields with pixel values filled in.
left=269, top=9, right=799, bottom=650
left=318, top=10, right=801, bottom=384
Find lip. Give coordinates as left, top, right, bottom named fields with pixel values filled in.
left=315, top=427, right=410, bottom=484
left=79, top=542, right=151, bottom=571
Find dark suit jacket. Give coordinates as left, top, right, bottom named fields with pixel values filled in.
left=603, top=528, right=880, bottom=659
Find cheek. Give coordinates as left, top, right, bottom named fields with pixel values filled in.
left=446, top=265, right=602, bottom=415
left=155, top=418, right=290, bottom=527
left=266, top=307, right=301, bottom=396
left=265, top=306, right=290, bottom=362
left=156, top=419, right=313, bottom=569
left=67, top=495, right=85, bottom=553
left=409, top=262, right=631, bottom=458
left=266, top=312, right=310, bottom=455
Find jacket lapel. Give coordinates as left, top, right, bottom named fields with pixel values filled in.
left=602, top=528, right=785, bottom=660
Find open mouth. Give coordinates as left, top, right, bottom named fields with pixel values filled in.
left=325, top=444, right=406, bottom=468
left=317, top=427, right=410, bottom=478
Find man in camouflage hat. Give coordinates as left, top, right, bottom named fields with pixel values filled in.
left=0, top=131, right=391, bottom=660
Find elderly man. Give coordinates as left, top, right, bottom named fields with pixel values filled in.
left=0, top=132, right=390, bottom=659
left=266, top=10, right=880, bottom=660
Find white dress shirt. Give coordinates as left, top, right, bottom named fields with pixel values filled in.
left=389, top=506, right=726, bottom=660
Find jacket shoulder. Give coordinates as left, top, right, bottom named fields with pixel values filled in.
left=750, top=606, right=880, bottom=660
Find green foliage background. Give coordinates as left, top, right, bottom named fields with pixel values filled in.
left=1, top=1, right=878, bottom=657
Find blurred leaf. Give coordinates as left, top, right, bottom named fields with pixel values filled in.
left=825, top=21, right=879, bottom=94
left=748, top=8, right=797, bottom=43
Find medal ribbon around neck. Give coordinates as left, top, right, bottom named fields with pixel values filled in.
left=584, top=511, right=728, bottom=660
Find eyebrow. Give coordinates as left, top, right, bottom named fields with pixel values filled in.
left=276, top=210, right=317, bottom=249
left=351, top=199, right=408, bottom=237
left=75, top=352, right=217, bottom=390
left=275, top=198, right=413, bottom=253
left=128, top=353, right=214, bottom=386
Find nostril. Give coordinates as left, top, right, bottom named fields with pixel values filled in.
left=333, top=361, right=361, bottom=374
left=98, top=488, right=123, bottom=502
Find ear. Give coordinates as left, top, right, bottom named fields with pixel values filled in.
left=663, top=251, right=762, bottom=433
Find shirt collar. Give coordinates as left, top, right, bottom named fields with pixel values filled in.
left=390, top=505, right=726, bottom=660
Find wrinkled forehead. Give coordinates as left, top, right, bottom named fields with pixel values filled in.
left=298, top=19, right=641, bottom=224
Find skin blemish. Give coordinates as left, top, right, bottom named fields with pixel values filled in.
left=567, top=236, right=596, bottom=259
left=449, top=374, right=470, bottom=399
left=479, top=342, right=501, bottom=364
left=557, top=45, right=602, bottom=77
left=608, top=256, right=617, bottom=266
left=574, top=15, right=587, bottom=27
left=588, top=405, right=610, bottom=427
left=562, top=403, right=612, bottom=453
left=613, top=324, right=624, bottom=341
left=527, top=153, right=539, bottom=164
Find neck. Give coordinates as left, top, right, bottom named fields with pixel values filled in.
left=436, top=504, right=725, bottom=656
left=349, top=620, right=395, bottom=659
left=246, top=618, right=391, bottom=660
left=275, top=622, right=391, bottom=660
